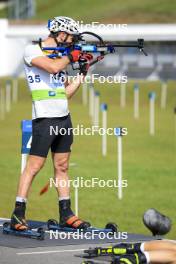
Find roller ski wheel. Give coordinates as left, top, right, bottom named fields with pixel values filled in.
left=84, top=247, right=100, bottom=258
left=3, top=222, right=10, bottom=234
left=105, top=222, right=118, bottom=233
left=37, top=227, right=45, bottom=240
left=47, top=219, right=59, bottom=229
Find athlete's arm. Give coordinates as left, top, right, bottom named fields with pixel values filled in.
left=65, top=75, right=84, bottom=99
left=31, top=56, right=70, bottom=74
left=31, top=49, right=81, bottom=74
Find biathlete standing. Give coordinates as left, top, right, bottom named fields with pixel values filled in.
left=10, top=16, right=92, bottom=231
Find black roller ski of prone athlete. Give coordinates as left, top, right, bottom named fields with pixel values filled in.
left=81, top=252, right=147, bottom=264
left=47, top=218, right=118, bottom=234
left=81, top=258, right=116, bottom=264
left=81, top=259, right=112, bottom=264
left=84, top=243, right=141, bottom=258
left=2, top=221, right=45, bottom=240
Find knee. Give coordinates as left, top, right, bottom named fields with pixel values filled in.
left=27, top=160, right=44, bottom=175
left=54, top=160, right=68, bottom=174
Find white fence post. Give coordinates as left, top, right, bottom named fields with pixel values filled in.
left=93, top=91, right=100, bottom=127
left=101, top=103, right=108, bottom=156
left=5, top=80, right=11, bottom=113
left=149, top=92, right=156, bottom=136
left=134, top=83, right=139, bottom=119
left=115, top=128, right=123, bottom=200
left=0, top=88, right=5, bottom=120
left=12, top=77, right=18, bottom=103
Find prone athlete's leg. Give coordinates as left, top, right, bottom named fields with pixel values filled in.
left=143, top=240, right=176, bottom=252
left=148, top=250, right=176, bottom=264
left=114, top=251, right=176, bottom=264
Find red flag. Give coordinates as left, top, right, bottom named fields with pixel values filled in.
left=39, top=182, right=49, bottom=195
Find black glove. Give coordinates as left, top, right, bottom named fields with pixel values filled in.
left=79, top=60, right=90, bottom=76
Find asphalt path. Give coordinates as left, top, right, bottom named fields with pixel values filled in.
left=0, top=217, right=165, bottom=264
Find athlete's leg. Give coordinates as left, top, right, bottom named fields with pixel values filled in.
left=17, top=155, right=46, bottom=198
left=10, top=155, right=46, bottom=230
left=52, top=152, right=75, bottom=224
left=52, top=152, right=70, bottom=198
left=52, top=151, right=90, bottom=229
left=114, top=251, right=176, bottom=264
left=10, top=118, right=54, bottom=230
left=143, top=240, right=176, bottom=252
left=148, top=250, right=176, bottom=263
left=51, top=115, right=90, bottom=229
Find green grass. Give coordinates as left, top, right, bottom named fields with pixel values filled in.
left=0, top=78, right=175, bottom=239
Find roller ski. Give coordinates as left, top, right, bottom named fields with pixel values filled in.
left=3, top=221, right=45, bottom=240
left=48, top=199, right=118, bottom=233
left=82, top=252, right=147, bottom=264
left=84, top=243, right=142, bottom=258
left=3, top=201, right=45, bottom=240
left=48, top=218, right=118, bottom=233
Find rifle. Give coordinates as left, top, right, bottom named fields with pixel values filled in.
left=42, top=31, right=148, bottom=70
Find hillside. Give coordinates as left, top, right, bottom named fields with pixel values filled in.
left=1, top=0, right=176, bottom=23
left=35, top=0, right=176, bottom=23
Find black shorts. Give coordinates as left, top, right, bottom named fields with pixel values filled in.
left=30, top=114, right=73, bottom=158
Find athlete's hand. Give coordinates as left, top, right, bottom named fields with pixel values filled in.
left=68, top=50, right=81, bottom=63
